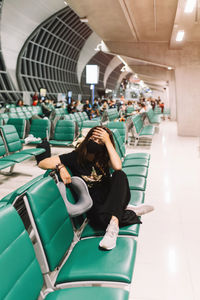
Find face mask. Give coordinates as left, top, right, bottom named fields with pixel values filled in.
left=86, top=140, right=105, bottom=154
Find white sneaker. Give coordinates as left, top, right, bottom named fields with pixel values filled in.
left=99, top=221, right=119, bottom=250
left=126, top=204, right=154, bottom=216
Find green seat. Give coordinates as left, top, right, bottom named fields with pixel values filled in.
left=0, top=205, right=129, bottom=300
left=146, top=109, right=161, bottom=124
left=112, top=129, right=150, bottom=164
left=124, top=152, right=150, bottom=161
left=82, top=120, right=100, bottom=128
left=0, top=125, right=45, bottom=162
left=1, top=152, right=32, bottom=162
left=0, top=113, right=9, bottom=124
left=122, top=166, right=148, bottom=177
left=107, top=108, right=120, bottom=121
left=140, top=125, right=155, bottom=136
left=122, top=158, right=149, bottom=168
left=82, top=111, right=89, bottom=120
left=56, top=236, right=136, bottom=284
left=45, top=287, right=129, bottom=300
left=107, top=121, right=126, bottom=143
left=81, top=189, right=144, bottom=238
left=49, top=120, right=76, bottom=146
left=0, top=135, right=15, bottom=170
left=8, top=112, right=18, bottom=119
left=126, top=106, right=134, bottom=114
left=132, top=114, right=155, bottom=138
left=0, top=159, right=15, bottom=170
left=29, top=119, right=51, bottom=143
left=25, top=177, right=137, bottom=287
left=128, top=176, right=146, bottom=191
left=7, top=118, right=27, bottom=139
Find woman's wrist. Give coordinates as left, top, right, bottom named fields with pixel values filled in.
left=56, top=163, right=65, bottom=172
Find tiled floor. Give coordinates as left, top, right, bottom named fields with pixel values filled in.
left=1, top=120, right=200, bottom=300
left=129, top=120, right=200, bottom=300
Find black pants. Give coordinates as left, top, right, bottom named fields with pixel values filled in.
left=88, top=170, right=141, bottom=229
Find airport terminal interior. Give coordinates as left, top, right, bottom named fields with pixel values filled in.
left=0, top=1, right=200, bottom=300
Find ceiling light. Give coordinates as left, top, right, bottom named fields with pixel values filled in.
left=168, top=67, right=172, bottom=70
left=176, top=30, right=185, bottom=42
left=80, top=17, right=88, bottom=23
left=184, top=0, right=196, bottom=13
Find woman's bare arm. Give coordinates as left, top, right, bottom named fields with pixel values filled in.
left=38, top=156, right=72, bottom=184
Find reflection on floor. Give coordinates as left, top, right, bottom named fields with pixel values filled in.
left=1, top=120, right=200, bottom=300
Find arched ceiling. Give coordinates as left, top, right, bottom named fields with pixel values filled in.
left=67, top=0, right=200, bottom=91
left=0, top=0, right=66, bottom=87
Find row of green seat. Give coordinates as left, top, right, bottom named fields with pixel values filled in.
left=130, top=114, right=155, bottom=146
left=146, top=108, right=161, bottom=124
left=0, top=180, right=131, bottom=300
left=0, top=125, right=45, bottom=173
left=0, top=125, right=152, bottom=298
left=102, top=108, right=120, bottom=122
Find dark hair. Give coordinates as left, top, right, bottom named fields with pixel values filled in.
left=75, top=126, right=115, bottom=174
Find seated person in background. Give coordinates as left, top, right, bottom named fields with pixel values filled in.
left=32, top=92, right=38, bottom=106
left=139, top=103, right=146, bottom=114
left=41, top=99, right=52, bottom=118
left=151, top=99, right=156, bottom=111
left=38, top=126, right=154, bottom=250
left=100, top=100, right=108, bottom=114
left=92, top=98, right=100, bottom=116
left=83, top=99, right=92, bottom=119
left=67, top=99, right=76, bottom=114
left=119, top=102, right=126, bottom=117
left=159, top=102, right=165, bottom=113
left=75, top=100, right=83, bottom=112
left=109, top=100, right=116, bottom=109
left=16, top=99, right=24, bottom=107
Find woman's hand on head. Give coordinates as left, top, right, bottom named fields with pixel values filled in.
left=92, top=128, right=111, bottom=145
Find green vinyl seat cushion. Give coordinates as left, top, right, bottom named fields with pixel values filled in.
left=45, top=287, right=129, bottom=300
left=0, top=159, right=15, bottom=170
left=49, top=140, right=73, bottom=146
left=29, top=119, right=51, bottom=140
left=122, top=158, right=149, bottom=168
left=129, top=189, right=145, bottom=205
left=128, top=176, right=146, bottom=191
left=0, top=124, right=23, bottom=152
left=123, top=166, right=148, bottom=177
left=20, top=148, right=45, bottom=156
left=55, top=236, right=137, bottom=284
left=1, top=152, right=32, bottom=162
left=0, top=205, right=43, bottom=300
left=0, top=206, right=129, bottom=300
left=124, top=152, right=150, bottom=161
left=140, top=125, right=155, bottom=136
left=50, top=120, right=75, bottom=146
left=7, top=118, right=26, bottom=139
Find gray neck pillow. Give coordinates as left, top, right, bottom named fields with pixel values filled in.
left=57, top=176, right=93, bottom=217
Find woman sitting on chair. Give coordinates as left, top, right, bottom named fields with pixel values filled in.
left=38, top=126, right=153, bottom=250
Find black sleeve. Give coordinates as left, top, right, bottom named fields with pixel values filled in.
left=59, top=150, right=77, bottom=170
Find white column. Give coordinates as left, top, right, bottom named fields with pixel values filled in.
left=175, top=66, right=200, bottom=136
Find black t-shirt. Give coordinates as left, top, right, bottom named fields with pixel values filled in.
left=59, top=151, right=111, bottom=205
left=60, top=150, right=110, bottom=186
